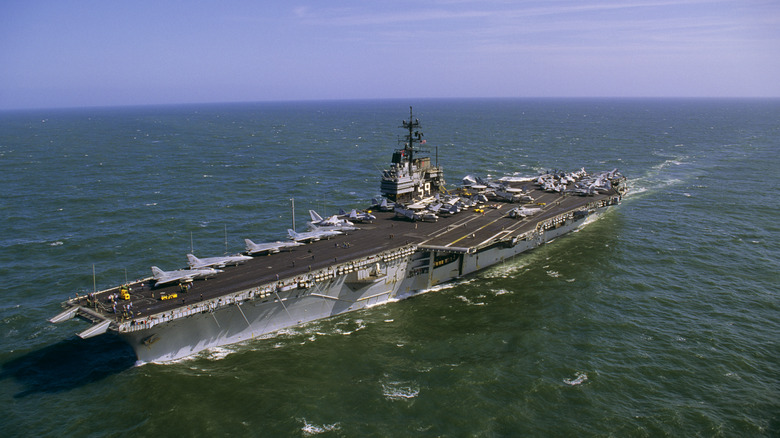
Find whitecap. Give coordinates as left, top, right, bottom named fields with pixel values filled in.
left=455, top=295, right=485, bottom=306
left=198, top=345, right=237, bottom=361
left=147, top=345, right=237, bottom=365
left=392, top=278, right=474, bottom=301
left=269, top=328, right=299, bottom=337
left=335, top=319, right=366, bottom=335
left=563, top=371, right=588, bottom=386
left=382, top=381, right=420, bottom=400
left=624, top=186, right=647, bottom=197
left=300, top=418, right=341, bottom=436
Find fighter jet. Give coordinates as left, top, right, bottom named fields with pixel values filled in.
left=568, top=184, right=596, bottom=196
left=462, top=174, right=478, bottom=186
left=492, top=189, right=528, bottom=203
left=308, top=210, right=354, bottom=226
left=307, top=210, right=357, bottom=231
left=287, top=228, right=342, bottom=242
left=377, top=198, right=395, bottom=212
left=394, top=205, right=438, bottom=222
left=151, top=266, right=222, bottom=286
left=187, top=253, right=252, bottom=269
left=349, top=209, right=376, bottom=223
left=313, top=223, right=358, bottom=232
left=437, top=204, right=460, bottom=217
left=471, top=193, right=489, bottom=204
left=508, top=206, right=541, bottom=219
left=244, top=239, right=305, bottom=255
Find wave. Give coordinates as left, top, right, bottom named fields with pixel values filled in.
left=563, top=371, right=588, bottom=386
left=300, top=418, right=342, bottom=436
left=382, top=380, right=420, bottom=400
left=455, top=294, right=486, bottom=306
left=624, top=156, right=692, bottom=200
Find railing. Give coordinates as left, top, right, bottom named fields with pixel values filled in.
left=119, top=245, right=418, bottom=333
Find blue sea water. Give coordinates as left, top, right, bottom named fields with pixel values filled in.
left=0, top=99, right=778, bottom=436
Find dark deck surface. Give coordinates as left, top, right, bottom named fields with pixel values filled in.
left=72, top=183, right=618, bottom=321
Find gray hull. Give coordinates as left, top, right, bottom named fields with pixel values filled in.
left=120, top=208, right=604, bottom=363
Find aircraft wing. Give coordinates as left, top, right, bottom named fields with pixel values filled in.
left=245, top=239, right=303, bottom=254
left=288, top=228, right=341, bottom=242
left=151, top=266, right=221, bottom=286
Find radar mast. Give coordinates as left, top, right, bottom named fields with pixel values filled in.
left=401, top=106, right=425, bottom=174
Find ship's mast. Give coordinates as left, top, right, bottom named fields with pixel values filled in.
left=401, top=106, right=422, bottom=174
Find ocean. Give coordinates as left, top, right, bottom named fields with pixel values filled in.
left=1, top=99, right=777, bottom=436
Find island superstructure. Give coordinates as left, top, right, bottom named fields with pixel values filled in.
left=50, top=107, right=627, bottom=363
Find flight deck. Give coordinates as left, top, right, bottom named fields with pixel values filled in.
left=67, top=181, right=618, bottom=323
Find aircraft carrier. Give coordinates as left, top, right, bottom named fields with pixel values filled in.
left=49, top=108, right=627, bottom=363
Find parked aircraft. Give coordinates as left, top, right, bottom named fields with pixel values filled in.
left=437, top=204, right=460, bottom=217
left=151, top=266, right=222, bottom=286
left=508, top=206, right=542, bottom=219
left=287, top=228, right=343, bottom=242
left=492, top=189, right=529, bottom=203
left=244, top=239, right=305, bottom=255
left=394, top=205, right=438, bottom=222
left=349, top=209, right=376, bottom=223
left=307, top=210, right=357, bottom=231
left=471, top=194, right=489, bottom=204
left=377, top=198, right=395, bottom=212
left=187, top=253, right=252, bottom=269
left=309, top=210, right=353, bottom=226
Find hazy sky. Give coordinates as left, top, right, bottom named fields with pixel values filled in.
left=1, top=0, right=779, bottom=109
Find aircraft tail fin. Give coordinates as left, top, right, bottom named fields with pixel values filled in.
left=186, top=254, right=200, bottom=267
left=151, top=266, right=165, bottom=279
left=244, top=239, right=256, bottom=251
left=287, top=229, right=299, bottom=239
left=309, top=210, right=323, bottom=222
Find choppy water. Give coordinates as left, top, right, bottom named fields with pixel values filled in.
left=1, top=99, right=778, bottom=436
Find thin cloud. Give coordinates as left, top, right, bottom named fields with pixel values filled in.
left=295, top=8, right=492, bottom=26
left=296, top=0, right=739, bottom=27
left=298, top=0, right=778, bottom=57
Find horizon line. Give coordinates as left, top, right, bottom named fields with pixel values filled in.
left=3, top=95, right=780, bottom=113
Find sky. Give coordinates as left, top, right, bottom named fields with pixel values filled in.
left=1, top=0, right=779, bottom=110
